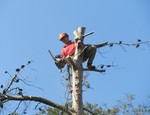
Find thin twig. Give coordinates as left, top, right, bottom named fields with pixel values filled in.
left=11, top=101, right=22, bottom=115
left=3, top=74, right=17, bottom=94
left=18, top=79, right=44, bottom=91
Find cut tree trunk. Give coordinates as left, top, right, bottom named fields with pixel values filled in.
left=71, top=27, right=85, bottom=115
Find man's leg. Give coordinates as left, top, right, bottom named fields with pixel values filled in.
left=83, top=45, right=96, bottom=69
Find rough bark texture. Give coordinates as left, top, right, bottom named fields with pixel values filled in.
left=71, top=27, right=86, bottom=115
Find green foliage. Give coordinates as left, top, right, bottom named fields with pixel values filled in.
left=83, top=102, right=119, bottom=115
left=35, top=103, right=73, bottom=115
left=35, top=94, right=150, bottom=115
left=36, top=107, right=60, bottom=115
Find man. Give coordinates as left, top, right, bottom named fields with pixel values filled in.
left=58, top=32, right=96, bottom=69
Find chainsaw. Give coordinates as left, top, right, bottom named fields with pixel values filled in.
left=48, top=50, right=65, bottom=72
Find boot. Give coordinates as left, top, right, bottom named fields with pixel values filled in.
left=86, top=64, right=96, bottom=70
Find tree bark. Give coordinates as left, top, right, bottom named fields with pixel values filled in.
left=71, top=27, right=86, bottom=115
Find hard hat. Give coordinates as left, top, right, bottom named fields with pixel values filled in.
left=59, top=33, right=68, bottom=40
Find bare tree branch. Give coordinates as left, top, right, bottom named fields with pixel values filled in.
left=83, top=32, right=94, bottom=37
left=108, top=40, right=150, bottom=47
left=83, top=68, right=105, bottom=73
left=0, top=94, right=73, bottom=115
left=94, top=42, right=108, bottom=48
left=3, top=61, right=33, bottom=95
left=3, top=74, right=17, bottom=94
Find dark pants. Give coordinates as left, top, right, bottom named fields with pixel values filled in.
left=82, top=45, right=96, bottom=66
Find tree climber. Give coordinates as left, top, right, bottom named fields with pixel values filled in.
left=55, top=32, right=97, bottom=70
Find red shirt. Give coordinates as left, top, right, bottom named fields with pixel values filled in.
left=61, top=41, right=75, bottom=57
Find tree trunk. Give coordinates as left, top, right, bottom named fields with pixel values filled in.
left=71, top=27, right=85, bottom=115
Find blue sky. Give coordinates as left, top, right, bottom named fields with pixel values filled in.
left=0, top=0, right=150, bottom=114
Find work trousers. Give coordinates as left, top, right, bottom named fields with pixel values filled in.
left=82, top=45, right=96, bottom=66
